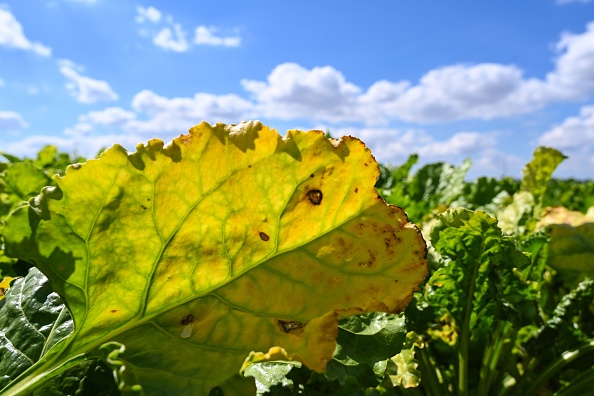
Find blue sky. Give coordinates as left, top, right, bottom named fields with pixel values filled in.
left=1, top=0, right=594, bottom=179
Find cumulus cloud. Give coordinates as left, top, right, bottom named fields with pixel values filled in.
left=330, top=126, right=518, bottom=178
left=63, top=122, right=93, bottom=137
left=385, top=63, right=527, bottom=123
left=58, top=59, right=119, bottom=103
left=136, top=7, right=241, bottom=51
left=2, top=134, right=144, bottom=160
left=539, top=104, right=594, bottom=149
left=544, top=22, right=594, bottom=100
left=242, top=63, right=361, bottom=122
left=153, top=24, right=189, bottom=52
left=0, top=111, right=28, bottom=130
left=194, top=26, right=240, bottom=47
left=0, top=6, right=51, bottom=56
left=136, top=6, right=162, bottom=24
left=538, top=104, right=594, bottom=178
left=336, top=127, right=493, bottom=163
left=64, top=89, right=253, bottom=139
left=81, top=107, right=136, bottom=126
left=238, top=21, right=594, bottom=125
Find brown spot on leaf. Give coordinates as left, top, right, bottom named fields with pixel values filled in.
left=355, top=188, right=358, bottom=193
left=276, top=319, right=305, bottom=334
left=259, top=232, right=270, bottom=241
left=307, top=189, right=323, bottom=205
left=310, top=174, right=315, bottom=178
left=180, top=134, right=193, bottom=146
left=181, top=314, right=195, bottom=325
left=0, top=288, right=4, bottom=297
left=141, top=205, right=147, bottom=210
left=111, top=310, right=117, bottom=313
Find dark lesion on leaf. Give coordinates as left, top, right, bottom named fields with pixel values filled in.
left=307, top=189, right=323, bottom=205
left=276, top=319, right=305, bottom=334
left=259, top=232, right=270, bottom=241
left=181, top=314, right=195, bottom=325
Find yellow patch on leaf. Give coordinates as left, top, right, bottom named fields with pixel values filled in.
left=3, top=121, right=427, bottom=395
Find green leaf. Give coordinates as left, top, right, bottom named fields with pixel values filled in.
left=243, top=361, right=301, bottom=395
left=328, top=312, right=408, bottom=386
left=0, top=267, right=73, bottom=390
left=496, top=191, right=536, bottom=235
left=385, top=159, right=471, bottom=223
left=2, top=162, right=51, bottom=202
left=2, top=121, right=427, bottom=395
left=387, top=331, right=423, bottom=388
left=429, top=209, right=533, bottom=325
left=410, top=159, right=471, bottom=205
left=426, top=209, right=535, bottom=393
left=452, top=176, right=519, bottom=214
left=391, top=154, right=419, bottom=183
left=520, top=147, right=566, bottom=200
left=527, top=278, right=594, bottom=359
left=543, top=179, right=594, bottom=213
left=34, top=146, right=59, bottom=169
left=31, top=358, right=120, bottom=396
left=539, top=207, right=594, bottom=286
left=1, top=153, right=22, bottom=163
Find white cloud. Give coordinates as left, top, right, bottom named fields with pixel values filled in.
left=0, top=111, right=28, bottom=130
left=538, top=104, right=594, bottom=178
left=194, top=26, right=240, bottom=47
left=63, top=122, right=93, bottom=137
left=2, top=133, right=144, bottom=160
left=384, top=63, right=527, bottom=123
left=129, top=90, right=252, bottom=131
left=0, top=6, right=51, bottom=56
left=242, top=63, right=361, bottom=122
left=136, top=6, right=162, bottom=24
left=544, top=22, right=594, bottom=100
left=137, top=8, right=241, bottom=51
left=81, top=107, right=136, bottom=126
left=539, top=104, right=594, bottom=150
left=63, top=89, right=253, bottom=139
left=330, top=126, right=518, bottom=178
left=238, top=21, right=594, bottom=125
left=58, top=59, right=119, bottom=104
left=153, top=24, right=189, bottom=52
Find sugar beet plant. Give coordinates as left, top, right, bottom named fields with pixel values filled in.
left=0, top=123, right=593, bottom=395
left=0, top=122, right=428, bottom=395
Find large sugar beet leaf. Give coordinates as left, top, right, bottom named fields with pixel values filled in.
left=1, top=121, right=427, bottom=395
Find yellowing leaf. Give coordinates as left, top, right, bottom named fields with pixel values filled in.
left=0, top=276, right=15, bottom=300
left=537, top=206, right=594, bottom=229
left=2, top=121, right=427, bottom=395
left=537, top=206, right=594, bottom=286
left=520, top=146, right=566, bottom=199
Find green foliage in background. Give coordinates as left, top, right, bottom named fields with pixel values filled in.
left=0, top=131, right=593, bottom=396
